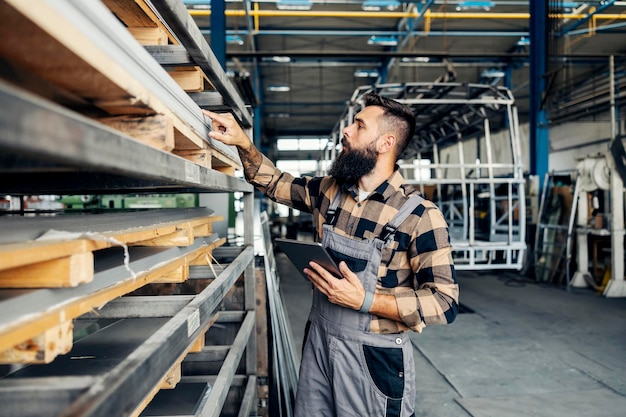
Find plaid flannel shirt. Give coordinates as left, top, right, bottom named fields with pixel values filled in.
left=250, top=155, right=459, bottom=334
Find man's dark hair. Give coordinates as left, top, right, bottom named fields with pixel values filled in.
left=362, top=92, right=416, bottom=159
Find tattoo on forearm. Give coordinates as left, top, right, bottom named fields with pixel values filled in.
left=237, top=145, right=262, bottom=179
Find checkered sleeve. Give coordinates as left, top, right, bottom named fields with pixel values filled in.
left=247, top=155, right=314, bottom=211
left=395, top=203, right=459, bottom=333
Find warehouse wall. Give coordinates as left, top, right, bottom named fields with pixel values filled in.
left=548, top=117, right=616, bottom=172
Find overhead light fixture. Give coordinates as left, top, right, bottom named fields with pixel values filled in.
left=226, top=35, right=244, bottom=45
left=183, top=0, right=211, bottom=9
left=456, top=1, right=494, bottom=11
left=367, top=36, right=398, bottom=46
left=276, top=0, right=313, bottom=10
left=266, top=85, right=291, bottom=92
left=481, top=69, right=505, bottom=78
left=354, top=69, right=380, bottom=78
left=270, top=56, right=291, bottom=63
left=401, top=57, right=430, bottom=63
left=362, top=0, right=401, bottom=11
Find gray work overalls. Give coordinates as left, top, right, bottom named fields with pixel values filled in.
left=294, top=192, right=423, bottom=417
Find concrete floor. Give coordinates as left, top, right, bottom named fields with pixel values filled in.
left=276, top=249, right=626, bottom=417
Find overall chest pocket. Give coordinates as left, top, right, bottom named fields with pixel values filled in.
left=326, top=247, right=368, bottom=273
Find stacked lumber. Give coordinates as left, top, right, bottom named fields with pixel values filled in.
left=0, top=0, right=247, bottom=174
left=0, top=208, right=223, bottom=288
left=0, top=208, right=227, bottom=363
left=0, top=245, right=256, bottom=417
left=0, top=1, right=265, bottom=415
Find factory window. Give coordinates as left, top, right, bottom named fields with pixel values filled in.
left=277, top=137, right=327, bottom=151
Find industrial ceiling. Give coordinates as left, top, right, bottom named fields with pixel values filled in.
left=184, top=1, right=626, bottom=153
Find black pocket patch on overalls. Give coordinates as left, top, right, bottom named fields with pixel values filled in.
left=363, top=344, right=405, bottom=398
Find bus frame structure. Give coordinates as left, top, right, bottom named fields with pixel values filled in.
left=324, top=82, right=527, bottom=270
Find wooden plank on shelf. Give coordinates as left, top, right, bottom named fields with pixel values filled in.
left=0, top=1, right=152, bottom=115
left=102, top=0, right=177, bottom=44
left=138, top=222, right=194, bottom=247
left=148, top=0, right=252, bottom=128
left=0, top=209, right=223, bottom=276
left=102, top=0, right=161, bottom=28
left=98, top=114, right=175, bottom=152
left=168, top=67, right=206, bottom=92
left=174, top=149, right=212, bottom=168
left=211, top=147, right=243, bottom=173
left=0, top=321, right=73, bottom=364
left=0, top=251, right=93, bottom=288
left=127, top=26, right=168, bottom=46
left=188, top=247, right=220, bottom=267
left=153, top=262, right=189, bottom=284
left=0, top=0, right=217, bottom=153
left=160, top=363, right=181, bottom=389
left=0, top=236, right=225, bottom=355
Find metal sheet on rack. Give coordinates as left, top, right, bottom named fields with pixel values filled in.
left=0, top=236, right=219, bottom=332
left=8, top=0, right=240, bottom=162
left=0, top=80, right=252, bottom=194
left=0, top=208, right=215, bottom=244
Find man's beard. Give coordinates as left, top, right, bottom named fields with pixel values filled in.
left=328, top=141, right=377, bottom=182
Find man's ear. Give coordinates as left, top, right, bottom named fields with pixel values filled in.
left=378, top=134, right=396, bottom=154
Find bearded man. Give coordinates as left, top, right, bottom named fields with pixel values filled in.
left=204, top=92, right=458, bottom=417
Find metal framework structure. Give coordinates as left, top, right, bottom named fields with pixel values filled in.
left=326, top=82, right=527, bottom=270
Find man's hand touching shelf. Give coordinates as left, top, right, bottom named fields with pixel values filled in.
left=202, top=110, right=251, bottom=150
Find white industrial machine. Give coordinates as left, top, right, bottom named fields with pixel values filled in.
left=570, top=139, right=626, bottom=297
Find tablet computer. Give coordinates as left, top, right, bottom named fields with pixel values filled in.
left=275, top=238, right=342, bottom=279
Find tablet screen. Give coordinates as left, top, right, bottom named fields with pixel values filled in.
left=275, top=238, right=342, bottom=279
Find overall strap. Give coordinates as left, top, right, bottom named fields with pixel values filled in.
left=325, top=190, right=343, bottom=226
left=380, top=194, right=425, bottom=243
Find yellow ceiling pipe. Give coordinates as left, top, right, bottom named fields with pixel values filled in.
left=190, top=9, right=528, bottom=19
left=188, top=9, right=626, bottom=21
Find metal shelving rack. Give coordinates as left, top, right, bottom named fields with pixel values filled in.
left=0, top=1, right=263, bottom=416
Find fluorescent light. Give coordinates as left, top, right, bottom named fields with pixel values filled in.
left=266, top=85, right=291, bottom=92
left=226, top=35, right=244, bottom=45
left=183, top=0, right=211, bottom=9
left=276, top=0, right=312, bottom=10
left=354, top=69, right=380, bottom=78
left=456, top=1, right=494, bottom=11
left=271, top=56, right=292, bottom=63
left=401, top=57, right=430, bottom=63
left=268, top=113, right=291, bottom=118
left=481, top=69, right=505, bottom=78
left=362, top=0, right=401, bottom=11
left=367, top=36, right=398, bottom=46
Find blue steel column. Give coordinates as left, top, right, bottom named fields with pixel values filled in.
left=210, top=0, right=226, bottom=69
left=529, top=1, right=549, bottom=182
